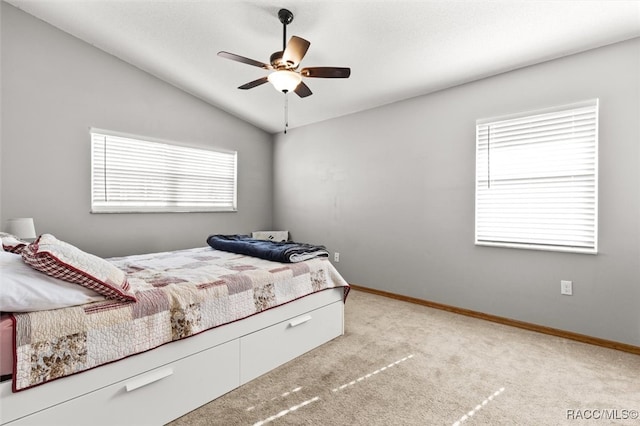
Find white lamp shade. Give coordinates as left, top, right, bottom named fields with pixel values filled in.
left=6, top=218, right=36, bottom=240
left=267, top=70, right=302, bottom=93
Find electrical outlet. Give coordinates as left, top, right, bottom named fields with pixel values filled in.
left=334, top=252, right=340, bottom=262
left=561, top=280, right=573, bottom=296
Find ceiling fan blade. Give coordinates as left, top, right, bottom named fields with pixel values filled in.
left=218, top=51, right=271, bottom=69
left=301, top=67, right=351, bottom=78
left=282, top=36, right=311, bottom=67
left=238, top=77, right=269, bottom=90
left=294, top=81, right=313, bottom=98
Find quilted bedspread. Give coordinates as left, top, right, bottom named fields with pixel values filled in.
left=12, top=247, right=349, bottom=392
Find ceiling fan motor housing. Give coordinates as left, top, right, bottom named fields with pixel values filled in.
left=270, top=51, right=294, bottom=69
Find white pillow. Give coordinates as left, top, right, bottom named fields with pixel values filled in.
left=0, top=251, right=105, bottom=312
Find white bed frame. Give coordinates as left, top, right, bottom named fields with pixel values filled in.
left=0, top=288, right=345, bottom=425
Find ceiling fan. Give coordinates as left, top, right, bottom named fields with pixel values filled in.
left=217, top=8, right=351, bottom=99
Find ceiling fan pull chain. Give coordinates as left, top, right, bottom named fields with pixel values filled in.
left=284, top=92, right=289, bottom=134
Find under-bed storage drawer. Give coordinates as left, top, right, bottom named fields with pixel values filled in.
left=240, top=300, right=344, bottom=384
left=8, top=339, right=239, bottom=426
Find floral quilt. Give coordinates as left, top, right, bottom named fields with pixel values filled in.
left=12, top=247, right=349, bottom=391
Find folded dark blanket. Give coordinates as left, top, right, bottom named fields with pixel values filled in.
left=206, top=234, right=329, bottom=263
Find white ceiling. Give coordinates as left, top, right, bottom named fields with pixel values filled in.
left=7, top=0, right=640, bottom=134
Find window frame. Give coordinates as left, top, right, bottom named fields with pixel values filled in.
left=474, top=99, right=599, bottom=254
left=90, top=129, right=237, bottom=214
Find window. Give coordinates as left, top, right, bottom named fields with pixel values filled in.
left=475, top=99, right=598, bottom=254
left=91, top=130, right=237, bottom=213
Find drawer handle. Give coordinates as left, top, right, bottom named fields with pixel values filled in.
left=289, top=315, right=312, bottom=327
left=125, top=368, right=174, bottom=392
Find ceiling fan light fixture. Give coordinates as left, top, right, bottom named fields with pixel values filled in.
left=268, top=70, right=302, bottom=93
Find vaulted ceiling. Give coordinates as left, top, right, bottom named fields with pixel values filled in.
left=7, top=1, right=640, bottom=134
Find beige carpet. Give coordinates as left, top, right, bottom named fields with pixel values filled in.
left=169, top=290, right=640, bottom=425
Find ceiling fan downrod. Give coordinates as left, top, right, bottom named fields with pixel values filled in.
left=278, top=8, right=294, bottom=51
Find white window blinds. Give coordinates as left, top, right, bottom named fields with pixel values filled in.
left=475, top=99, right=598, bottom=254
left=91, top=130, right=237, bottom=213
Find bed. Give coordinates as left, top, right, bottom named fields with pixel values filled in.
left=0, top=234, right=349, bottom=425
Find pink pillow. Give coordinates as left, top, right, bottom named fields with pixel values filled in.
left=21, top=234, right=136, bottom=302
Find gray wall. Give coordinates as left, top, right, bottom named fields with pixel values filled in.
left=1, top=3, right=273, bottom=257
left=2, top=2, right=638, bottom=346
left=274, top=38, right=640, bottom=346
